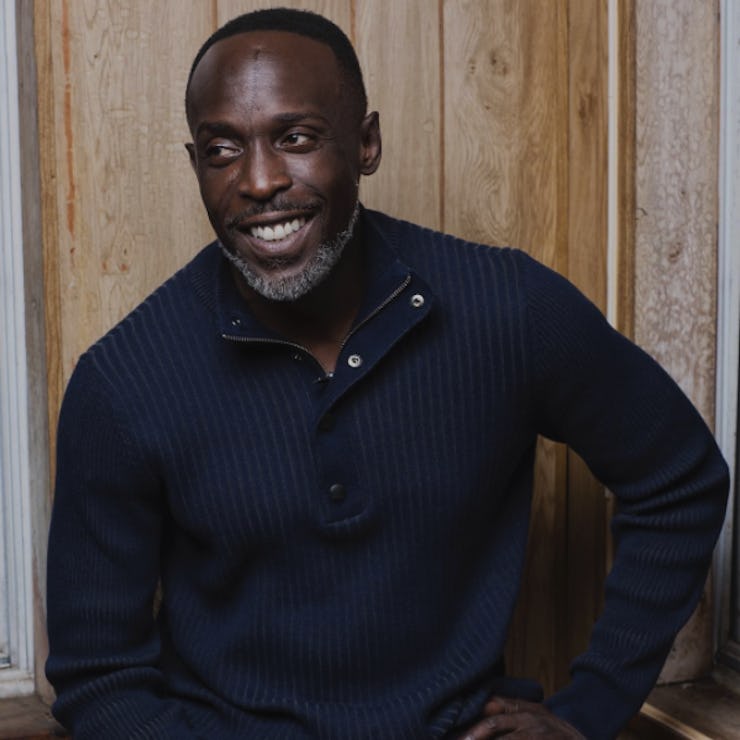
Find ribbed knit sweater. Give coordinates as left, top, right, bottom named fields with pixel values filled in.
left=46, top=209, right=729, bottom=739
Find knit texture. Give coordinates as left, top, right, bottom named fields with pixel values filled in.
left=46, top=209, right=728, bottom=739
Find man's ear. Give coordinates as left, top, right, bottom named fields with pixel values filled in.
left=359, top=111, right=381, bottom=176
left=185, top=142, right=196, bottom=171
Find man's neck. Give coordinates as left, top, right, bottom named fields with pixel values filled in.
left=231, top=235, right=366, bottom=374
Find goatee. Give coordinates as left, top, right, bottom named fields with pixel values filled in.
left=220, top=203, right=360, bottom=302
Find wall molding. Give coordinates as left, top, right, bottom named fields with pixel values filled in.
left=716, top=0, right=740, bottom=649
left=0, top=0, right=35, bottom=697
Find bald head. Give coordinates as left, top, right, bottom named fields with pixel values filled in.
left=185, top=8, right=367, bottom=130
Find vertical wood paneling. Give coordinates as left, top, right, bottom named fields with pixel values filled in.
left=216, top=0, right=350, bottom=28
left=442, top=0, right=568, bottom=267
left=617, top=0, right=636, bottom=342
left=34, top=0, right=63, bottom=479
left=442, top=0, right=578, bottom=693
left=506, top=438, right=570, bottom=694
left=634, top=0, right=719, bottom=426
left=355, top=0, right=442, bottom=230
left=564, top=0, right=609, bottom=671
left=567, top=0, right=608, bottom=305
left=17, top=0, right=53, bottom=701
left=634, top=0, right=720, bottom=684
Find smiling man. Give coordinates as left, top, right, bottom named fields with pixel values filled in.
left=46, top=8, right=728, bottom=740
left=182, top=23, right=380, bottom=373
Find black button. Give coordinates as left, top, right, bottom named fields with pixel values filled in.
left=329, top=483, right=346, bottom=502
left=318, top=413, right=335, bottom=432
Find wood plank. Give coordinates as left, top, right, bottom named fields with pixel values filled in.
left=33, top=0, right=63, bottom=487
left=216, top=1, right=351, bottom=33
left=634, top=0, right=719, bottom=424
left=17, top=0, right=53, bottom=703
left=633, top=0, right=720, bottom=683
left=616, top=0, right=636, bottom=341
left=441, top=0, right=573, bottom=694
left=564, top=0, right=609, bottom=670
left=442, top=0, right=568, bottom=268
left=641, top=677, right=740, bottom=740
left=505, top=438, right=568, bottom=695
left=355, top=0, right=442, bottom=230
left=0, top=695, right=64, bottom=739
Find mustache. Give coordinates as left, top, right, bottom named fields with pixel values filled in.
left=225, top=200, right=321, bottom=231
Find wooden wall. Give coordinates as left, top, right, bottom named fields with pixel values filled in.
left=28, top=0, right=721, bottom=699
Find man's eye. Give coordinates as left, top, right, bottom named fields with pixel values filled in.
left=205, top=143, right=240, bottom=163
left=281, top=132, right=314, bottom=149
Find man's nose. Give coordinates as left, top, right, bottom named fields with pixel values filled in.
left=237, top=141, right=291, bottom=201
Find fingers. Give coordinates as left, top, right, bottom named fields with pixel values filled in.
left=482, top=696, right=533, bottom=716
left=457, top=697, right=587, bottom=740
left=457, top=713, right=508, bottom=740
left=459, top=699, right=531, bottom=739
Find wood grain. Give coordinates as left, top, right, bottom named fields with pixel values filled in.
left=17, top=0, right=53, bottom=702
left=634, top=0, right=719, bottom=425
left=33, top=0, right=63, bottom=487
left=442, top=0, right=568, bottom=267
left=216, top=1, right=351, bottom=34
left=564, top=0, right=609, bottom=671
left=617, top=0, right=636, bottom=341
left=634, top=0, right=720, bottom=683
left=441, top=0, right=583, bottom=692
left=38, top=0, right=214, bottom=402
left=355, top=0, right=442, bottom=230
left=0, top=695, right=63, bottom=739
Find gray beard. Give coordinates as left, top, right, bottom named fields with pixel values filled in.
left=220, top=204, right=360, bottom=302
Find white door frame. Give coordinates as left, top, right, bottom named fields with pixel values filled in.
left=715, top=0, right=740, bottom=649
left=0, top=0, right=35, bottom=697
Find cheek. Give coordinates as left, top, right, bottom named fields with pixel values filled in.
left=199, top=169, right=238, bottom=216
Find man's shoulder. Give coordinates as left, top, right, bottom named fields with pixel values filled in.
left=363, top=208, right=547, bottom=287
left=82, top=241, right=221, bottom=362
left=364, top=208, right=525, bottom=265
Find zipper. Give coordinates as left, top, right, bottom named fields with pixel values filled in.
left=220, top=334, right=327, bottom=375
left=221, top=274, right=412, bottom=378
left=336, top=274, right=412, bottom=357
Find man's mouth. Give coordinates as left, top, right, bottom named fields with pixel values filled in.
left=248, top=216, right=307, bottom=242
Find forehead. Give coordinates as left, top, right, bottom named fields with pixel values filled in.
left=188, top=31, right=344, bottom=125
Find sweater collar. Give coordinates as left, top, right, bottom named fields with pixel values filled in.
left=210, top=206, right=431, bottom=343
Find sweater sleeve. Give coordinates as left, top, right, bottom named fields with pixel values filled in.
left=519, top=253, right=729, bottom=739
left=46, top=353, right=197, bottom=739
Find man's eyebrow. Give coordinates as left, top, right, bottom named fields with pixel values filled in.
left=195, top=121, right=238, bottom=139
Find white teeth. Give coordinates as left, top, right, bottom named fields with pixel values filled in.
left=250, top=217, right=306, bottom=242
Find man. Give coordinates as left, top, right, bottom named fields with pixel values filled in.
left=46, top=8, right=729, bottom=740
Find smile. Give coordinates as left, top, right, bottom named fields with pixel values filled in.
left=249, top=217, right=307, bottom=242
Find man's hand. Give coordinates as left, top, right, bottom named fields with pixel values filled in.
left=457, top=697, right=586, bottom=738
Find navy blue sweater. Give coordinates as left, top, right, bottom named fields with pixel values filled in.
left=46, top=209, right=728, bottom=739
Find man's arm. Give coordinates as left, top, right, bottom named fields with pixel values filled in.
left=519, top=252, right=729, bottom=739
left=46, top=355, right=196, bottom=739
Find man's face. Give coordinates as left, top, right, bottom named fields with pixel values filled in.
left=186, top=31, right=380, bottom=301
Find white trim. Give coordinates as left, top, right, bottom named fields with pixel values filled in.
left=0, top=0, right=34, bottom=695
left=715, top=0, right=740, bottom=646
